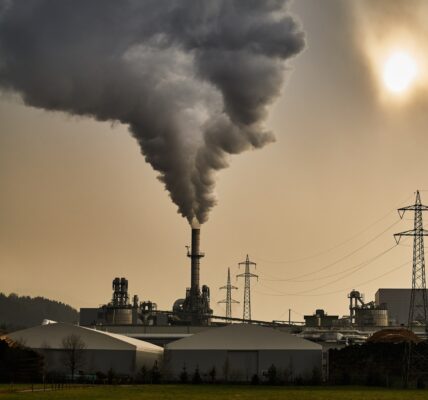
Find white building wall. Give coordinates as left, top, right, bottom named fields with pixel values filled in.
left=165, top=348, right=322, bottom=382
left=258, top=350, right=322, bottom=379
left=37, top=348, right=136, bottom=375
left=164, top=349, right=226, bottom=380
left=135, top=347, right=162, bottom=372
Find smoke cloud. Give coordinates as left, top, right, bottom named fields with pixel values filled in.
left=0, top=0, right=304, bottom=224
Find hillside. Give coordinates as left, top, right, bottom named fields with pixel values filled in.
left=0, top=293, right=79, bottom=332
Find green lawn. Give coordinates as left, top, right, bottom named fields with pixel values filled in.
left=0, top=385, right=427, bottom=400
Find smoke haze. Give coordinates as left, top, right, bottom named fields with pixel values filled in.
left=0, top=0, right=304, bottom=224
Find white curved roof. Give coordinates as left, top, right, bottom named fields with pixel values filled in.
left=165, top=324, right=322, bottom=351
left=7, top=323, right=162, bottom=354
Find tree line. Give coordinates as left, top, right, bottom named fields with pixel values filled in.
left=0, top=292, right=79, bottom=332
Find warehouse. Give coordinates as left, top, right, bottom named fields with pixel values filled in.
left=164, top=324, right=322, bottom=382
left=6, top=322, right=162, bottom=376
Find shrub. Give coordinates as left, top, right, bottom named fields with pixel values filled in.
left=192, top=367, right=202, bottom=384
left=179, top=365, right=188, bottom=384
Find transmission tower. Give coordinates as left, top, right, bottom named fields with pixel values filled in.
left=218, top=268, right=239, bottom=319
left=237, top=254, right=258, bottom=321
left=394, top=190, right=428, bottom=386
left=394, top=190, right=428, bottom=326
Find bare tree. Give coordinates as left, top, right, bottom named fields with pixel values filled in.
left=61, top=334, right=86, bottom=380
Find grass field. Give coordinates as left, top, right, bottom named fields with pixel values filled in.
left=0, top=385, right=427, bottom=400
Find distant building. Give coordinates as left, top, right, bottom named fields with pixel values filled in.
left=375, top=288, right=428, bottom=326
left=304, top=309, right=339, bottom=328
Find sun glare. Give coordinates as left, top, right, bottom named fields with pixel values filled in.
left=382, top=51, right=418, bottom=94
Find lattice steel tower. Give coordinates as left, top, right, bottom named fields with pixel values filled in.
left=218, top=268, right=239, bottom=319
left=237, top=255, right=258, bottom=321
left=394, top=190, right=428, bottom=386
left=394, top=190, right=428, bottom=326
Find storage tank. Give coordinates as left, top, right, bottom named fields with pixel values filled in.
left=355, top=308, right=388, bottom=327
left=105, top=307, right=133, bottom=325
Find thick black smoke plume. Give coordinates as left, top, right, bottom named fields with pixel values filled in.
left=0, top=0, right=304, bottom=224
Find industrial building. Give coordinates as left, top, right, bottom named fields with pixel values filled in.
left=348, top=290, right=389, bottom=327
left=77, top=224, right=426, bottom=355
left=75, top=222, right=425, bottom=360
left=304, top=309, right=339, bottom=328
left=81, top=227, right=213, bottom=328
left=164, top=324, right=322, bottom=382
left=303, top=291, right=390, bottom=330
left=375, top=288, right=428, bottom=326
left=6, top=322, right=163, bottom=376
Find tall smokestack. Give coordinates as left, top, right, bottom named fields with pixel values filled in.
left=188, top=227, right=204, bottom=296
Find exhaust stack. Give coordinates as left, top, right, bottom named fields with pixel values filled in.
left=188, top=227, right=204, bottom=296
left=177, top=225, right=212, bottom=325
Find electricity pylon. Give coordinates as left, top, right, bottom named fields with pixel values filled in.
left=218, top=268, right=239, bottom=320
left=394, top=190, right=428, bottom=386
left=237, top=254, right=258, bottom=321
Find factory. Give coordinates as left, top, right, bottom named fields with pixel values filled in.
left=77, top=271, right=427, bottom=363
left=77, top=220, right=426, bottom=335
left=348, top=290, right=389, bottom=327
left=77, top=227, right=426, bottom=355
left=80, top=227, right=213, bottom=329
left=78, top=227, right=413, bottom=336
left=5, top=216, right=428, bottom=382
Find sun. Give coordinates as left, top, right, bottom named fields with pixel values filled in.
left=382, top=51, right=418, bottom=94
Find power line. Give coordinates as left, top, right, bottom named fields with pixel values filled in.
left=260, top=219, right=400, bottom=282
left=254, top=259, right=410, bottom=298
left=259, top=244, right=397, bottom=295
left=261, top=242, right=399, bottom=283
left=254, top=194, right=413, bottom=265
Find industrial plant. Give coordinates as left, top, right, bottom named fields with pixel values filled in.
left=3, top=192, right=428, bottom=385
left=76, top=206, right=428, bottom=351
left=81, top=226, right=214, bottom=328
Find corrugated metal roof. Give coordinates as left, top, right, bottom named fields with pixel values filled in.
left=165, top=324, right=322, bottom=350
left=7, top=323, right=162, bottom=353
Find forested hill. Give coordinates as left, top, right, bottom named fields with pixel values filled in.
left=0, top=293, right=79, bottom=332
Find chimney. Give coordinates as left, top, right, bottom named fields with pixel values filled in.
left=188, top=227, right=204, bottom=296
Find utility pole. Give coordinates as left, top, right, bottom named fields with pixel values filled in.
left=218, top=268, right=239, bottom=320
left=237, top=255, right=258, bottom=321
left=394, top=190, right=428, bottom=386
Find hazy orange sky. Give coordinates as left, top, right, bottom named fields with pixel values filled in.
left=2, top=0, right=428, bottom=322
